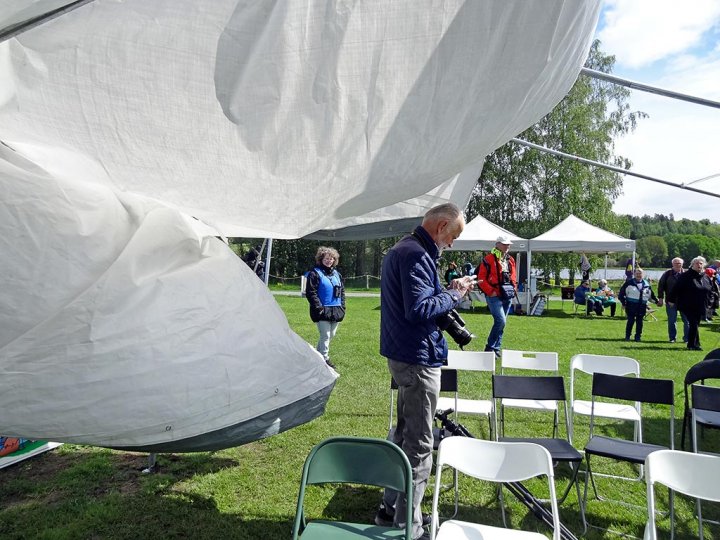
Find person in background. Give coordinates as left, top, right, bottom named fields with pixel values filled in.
left=618, top=267, right=658, bottom=342
left=580, top=253, right=591, bottom=282
left=657, top=257, right=689, bottom=343
left=305, top=246, right=345, bottom=369
left=377, top=203, right=474, bottom=540
left=574, top=279, right=602, bottom=316
left=669, top=256, right=712, bottom=351
left=477, top=235, right=517, bottom=358
left=444, top=261, right=461, bottom=286
left=624, top=257, right=634, bottom=281
left=595, top=278, right=617, bottom=316
left=462, top=260, right=474, bottom=277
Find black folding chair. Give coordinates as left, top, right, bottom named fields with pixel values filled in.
left=582, top=372, right=674, bottom=533
left=492, top=375, right=585, bottom=528
left=681, top=349, right=720, bottom=450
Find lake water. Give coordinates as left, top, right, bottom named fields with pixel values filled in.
left=537, top=268, right=664, bottom=281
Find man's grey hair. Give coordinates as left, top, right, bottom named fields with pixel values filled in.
left=422, top=203, right=463, bottom=224
left=672, top=257, right=684, bottom=265
left=690, top=256, right=707, bottom=267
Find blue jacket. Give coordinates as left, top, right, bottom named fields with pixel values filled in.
left=380, top=226, right=463, bottom=367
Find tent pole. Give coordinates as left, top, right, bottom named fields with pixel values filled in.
left=526, top=249, right=532, bottom=313
left=264, top=239, right=273, bottom=285
left=604, top=254, right=608, bottom=279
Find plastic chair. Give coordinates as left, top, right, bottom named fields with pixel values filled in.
left=680, top=351, right=720, bottom=450
left=436, top=350, right=496, bottom=437
left=430, top=437, right=562, bottom=540
left=500, top=350, right=559, bottom=437
left=569, top=354, right=641, bottom=449
left=582, top=373, right=674, bottom=533
left=292, top=436, right=413, bottom=539
left=644, top=450, right=720, bottom=540
left=492, top=374, right=585, bottom=527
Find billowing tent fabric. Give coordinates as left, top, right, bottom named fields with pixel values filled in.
left=0, top=1, right=601, bottom=450
left=447, top=214, right=528, bottom=252
left=529, top=215, right=635, bottom=253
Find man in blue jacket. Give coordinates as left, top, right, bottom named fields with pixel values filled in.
left=376, top=203, right=474, bottom=540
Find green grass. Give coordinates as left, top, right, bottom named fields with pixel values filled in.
left=1, top=297, right=719, bottom=539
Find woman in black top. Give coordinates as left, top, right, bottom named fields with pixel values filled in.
left=669, top=256, right=712, bottom=351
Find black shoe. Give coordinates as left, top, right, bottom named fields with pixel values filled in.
left=374, top=505, right=431, bottom=528
left=325, top=359, right=337, bottom=369
left=689, top=346, right=703, bottom=351
left=635, top=336, right=641, bottom=342
left=624, top=336, right=630, bottom=341
left=669, top=339, right=676, bottom=343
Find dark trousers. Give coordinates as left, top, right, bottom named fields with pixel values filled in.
left=625, top=303, right=646, bottom=339
left=685, top=313, right=702, bottom=349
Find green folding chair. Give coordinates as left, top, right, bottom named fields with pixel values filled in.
left=292, top=436, right=413, bottom=539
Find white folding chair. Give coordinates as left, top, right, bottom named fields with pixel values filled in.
left=500, top=350, right=559, bottom=437
left=430, top=437, right=561, bottom=540
left=569, top=354, right=641, bottom=448
left=437, top=350, right=496, bottom=437
left=645, top=450, right=720, bottom=540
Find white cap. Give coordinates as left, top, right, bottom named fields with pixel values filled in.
left=496, top=234, right=513, bottom=245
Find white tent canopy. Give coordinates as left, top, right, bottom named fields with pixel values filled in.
left=448, top=214, right=528, bottom=252
left=0, top=1, right=601, bottom=450
left=529, top=214, right=636, bottom=253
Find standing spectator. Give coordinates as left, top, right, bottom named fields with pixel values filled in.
left=669, top=256, right=713, bottom=351
left=377, top=203, right=474, bottom=540
left=305, top=246, right=345, bottom=369
left=705, top=267, right=719, bottom=320
left=462, top=260, right=474, bottom=277
left=624, top=257, right=634, bottom=280
left=618, top=267, right=658, bottom=342
left=477, top=235, right=517, bottom=358
left=444, top=261, right=461, bottom=286
left=657, top=257, right=689, bottom=343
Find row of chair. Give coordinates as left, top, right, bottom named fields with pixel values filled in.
left=293, top=349, right=720, bottom=539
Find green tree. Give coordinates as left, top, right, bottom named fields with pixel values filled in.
left=636, top=235, right=668, bottom=267
left=466, top=40, right=644, bottom=281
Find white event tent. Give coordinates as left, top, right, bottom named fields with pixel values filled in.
left=528, top=214, right=636, bottom=293
left=0, top=1, right=601, bottom=451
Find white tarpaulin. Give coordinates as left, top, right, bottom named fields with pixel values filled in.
left=0, top=1, right=601, bottom=450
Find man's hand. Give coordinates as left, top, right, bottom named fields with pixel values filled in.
left=656, top=299, right=664, bottom=307
left=449, top=276, right=475, bottom=297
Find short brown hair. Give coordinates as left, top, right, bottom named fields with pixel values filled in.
left=315, top=246, right=340, bottom=266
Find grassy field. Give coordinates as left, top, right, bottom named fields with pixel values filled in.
left=1, top=296, right=719, bottom=539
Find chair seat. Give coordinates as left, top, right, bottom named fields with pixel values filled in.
left=437, top=519, right=548, bottom=539
left=502, top=398, right=557, bottom=411
left=437, top=397, right=492, bottom=416
left=573, top=399, right=640, bottom=421
left=585, top=435, right=666, bottom=464
left=695, top=409, right=720, bottom=428
left=500, top=437, right=582, bottom=462
left=301, top=521, right=407, bottom=539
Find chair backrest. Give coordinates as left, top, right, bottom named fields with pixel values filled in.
left=432, top=437, right=561, bottom=540
left=570, top=354, right=639, bottom=406
left=692, top=383, right=720, bottom=414
left=446, top=349, right=496, bottom=372
left=590, top=373, right=674, bottom=445
left=501, top=350, right=558, bottom=372
left=645, top=450, right=720, bottom=540
left=493, top=374, right=566, bottom=402
left=681, top=358, right=720, bottom=449
left=293, top=437, right=413, bottom=539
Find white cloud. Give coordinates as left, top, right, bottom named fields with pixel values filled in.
left=598, top=0, right=720, bottom=69
left=596, top=1, right=720, bottom=221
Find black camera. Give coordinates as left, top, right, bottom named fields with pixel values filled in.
left=437, top=309, right=474, bottom=348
